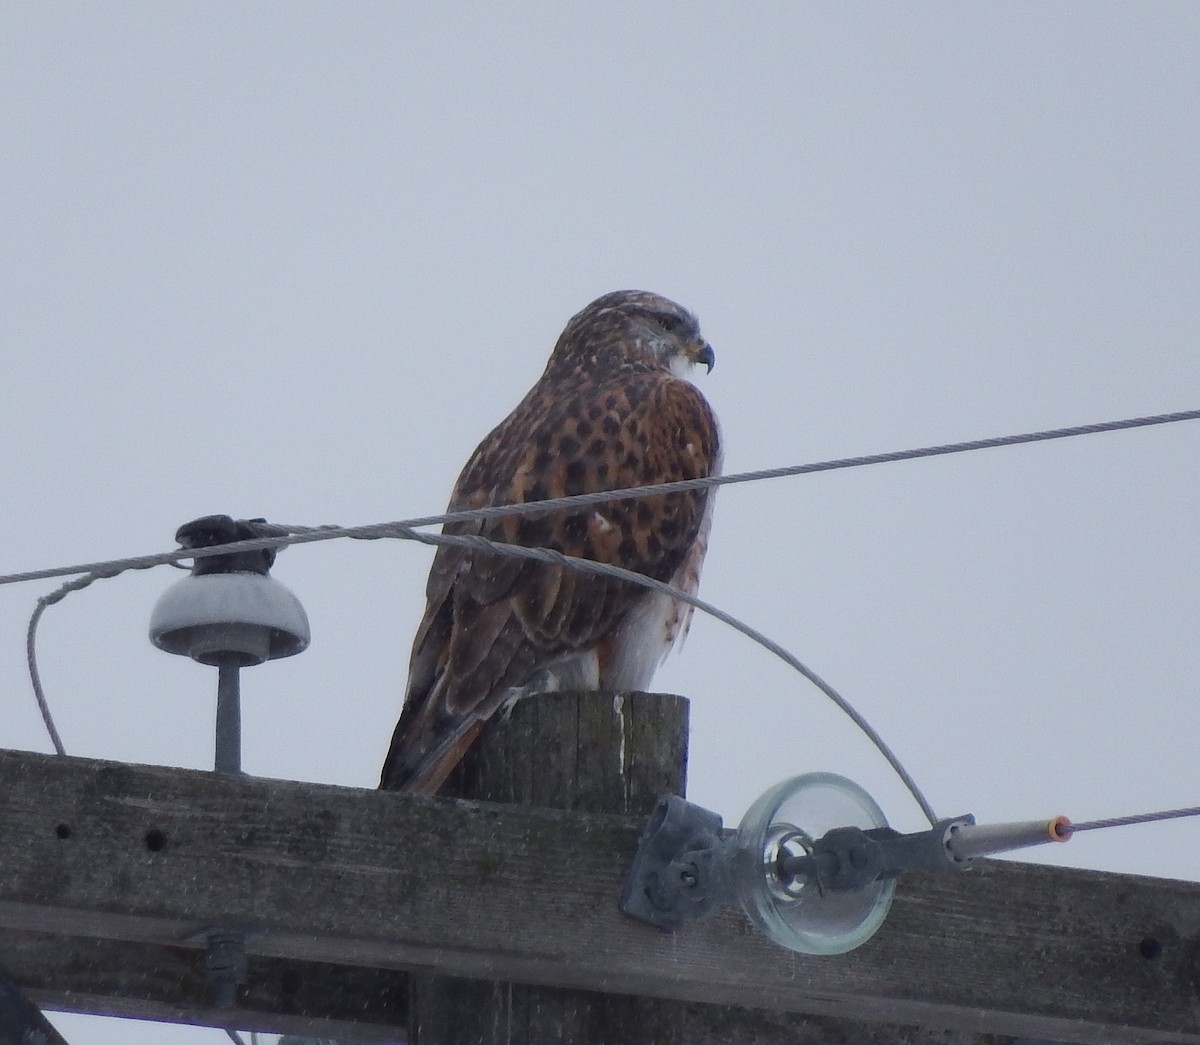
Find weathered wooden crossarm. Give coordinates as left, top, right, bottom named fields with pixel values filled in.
left=0, top=927, right=408, bottom=1038
left=1, top=747, right=1199, bottom=1043
left=0, top=929, right=1029, bottom=1045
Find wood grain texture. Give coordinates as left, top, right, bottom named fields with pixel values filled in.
left=1, top=928, right=405, bottom=1039
left=2, top=692, right=1199, bottom=1043
left=414, top=689, right=689, bottom=1044
left=419, top=693, right=1019, bottom=1045
left=442, top=688, right=688, bottom=813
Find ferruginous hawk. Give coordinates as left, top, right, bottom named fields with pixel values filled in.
left=380, top=290, right=721, bottom=793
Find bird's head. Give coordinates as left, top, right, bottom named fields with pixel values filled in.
left=551, top=290, right=715, bottom=378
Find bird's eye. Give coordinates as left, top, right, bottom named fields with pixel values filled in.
left=657, top=312, right=686, bottom=334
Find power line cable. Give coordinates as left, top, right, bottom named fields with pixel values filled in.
left=3, top=406, right=1199, bottom=590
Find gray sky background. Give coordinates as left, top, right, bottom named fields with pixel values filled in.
left=3, top=5, right=1199, bottom=1042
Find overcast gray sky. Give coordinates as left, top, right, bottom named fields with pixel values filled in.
left=3, top=4, right=1199, bottom=1042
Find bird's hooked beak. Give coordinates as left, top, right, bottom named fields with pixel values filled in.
left=690, top=340, right=716, bottom=373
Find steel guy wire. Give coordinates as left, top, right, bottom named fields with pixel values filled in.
left=1064, top=806, right=1200, bottom=834
left=21, top=519, right=941, bottom=825
left=13, top=406, right=1200, bottom=825
left=397, top=525, right=940, bottom=825
left=3, top=406, right=1199, bottom=590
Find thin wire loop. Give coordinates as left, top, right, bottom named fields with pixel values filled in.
left=27, top=598, right=66, bottom=757
left=25, top=561, right=171, bottom=757
left=26, top=573, right=119, bottom=757
left=22, top=520, right=942, bottom=823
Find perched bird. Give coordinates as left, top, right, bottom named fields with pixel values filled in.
left=380, top=290, right=721, bottom=793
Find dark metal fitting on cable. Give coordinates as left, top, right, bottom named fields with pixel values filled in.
left=175, top=514, right=289, bottom=575
left=775, top=818, right=975, bottom=892
left=770, top=813, right=1071, bottom=891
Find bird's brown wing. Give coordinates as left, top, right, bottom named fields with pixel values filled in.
left=379, top=367, right=720, bottom=793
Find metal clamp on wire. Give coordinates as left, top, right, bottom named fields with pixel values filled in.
left=775, top=818, right=972, bottom=893
left=773, top=813, right=1071, bottom=892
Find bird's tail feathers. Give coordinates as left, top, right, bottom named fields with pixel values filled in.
left=379, top=701, right=485, bottom=794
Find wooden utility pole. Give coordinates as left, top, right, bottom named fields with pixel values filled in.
left=2, top=692, right=1199, bottom=1043
left=0, top=964, right=69, bottom=1045
left=411, top=690, right=690, bottom=1045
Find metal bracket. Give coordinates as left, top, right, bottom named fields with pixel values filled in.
left=185, top=925, right=260, bottom=1008
left=619, top=795, right=731, bottom=930
left=621, top=787, right=1071, bottom=939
